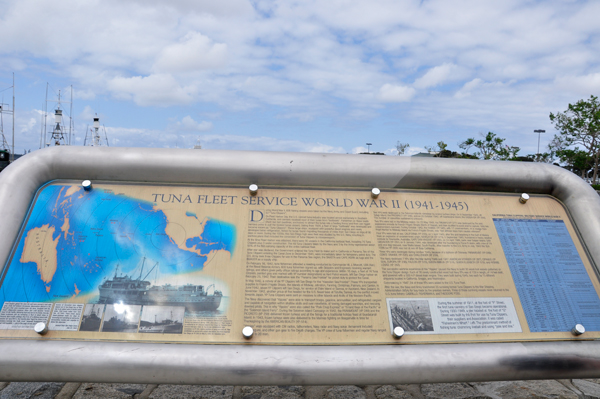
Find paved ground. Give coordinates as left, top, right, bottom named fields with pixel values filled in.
left=2, top=379, right=600, bottom=399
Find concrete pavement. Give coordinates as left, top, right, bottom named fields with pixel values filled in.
left=2, top=379, right=600, bottom=399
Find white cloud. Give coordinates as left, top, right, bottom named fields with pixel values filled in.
left=406, top=147, right=427, bottom=156
left=414, top=63, right=462, bottom=89
left=554, top=73, right=600, bottom=97
left=3, top=109, right=43, bottom=153
left=454, top=78, right=483, bottom=99
left=172, top=116, right=213, bottom=132
left=20, top=118, right=37, bottom=134
left=107, top=74, right=195, bottom=106
left=383, top=146, right=404, bottom=156
left=0, top=57, right=27, bottom=72
left=2, top=0, right=600, bottom=153
left=127, top=0, right=255, bottom=17
left=194, top=134, right=347, bottom=153
left=240, top=75, right=314, bottom=107
left=378, top=84, right=416, bottom=103
left=154, top=32, right=228, bottom=73
left=73, top=88, right=96, bottom=100
left=78, top=106, right=95, bottom=122
left=277, top=112, right=317, bottom=122
left=68, top=124, right=347, bottom=153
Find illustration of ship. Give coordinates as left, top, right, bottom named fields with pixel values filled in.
left=97, top=258, right=222, bottom=312
left=80, top=306, right=103, bottom=331
left=139, top=311, right=183, bottom=334
left=101, top=313, right=137, bottom=332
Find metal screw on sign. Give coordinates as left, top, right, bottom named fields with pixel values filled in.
left=34, top=322, right=48, bottom=335
left=249, top=184, right=258, bottom=196
left=82, top=180, right=93, bottom=191
left=371, top=188, right=381, bottom=199
left=519, top=193, right=529, bottom=204
left=242, top=326, right=254, bottom=339
left=572, top=324, right=585, bottom=336
left=392, top=326, right=404, bottom=339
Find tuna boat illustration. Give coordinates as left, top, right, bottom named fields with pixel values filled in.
left=139, top=311, right=183, bottom=334
left=102, top=314, right=137, bottom=332
left=80, top=306, right=103, bottom=332
left=98, top=259, right=222, bottom=312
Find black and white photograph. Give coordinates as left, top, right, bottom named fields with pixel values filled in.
left=388, top=299, right=434, bottom=332
left=139, top=306, right=184, bottom=334
left=100, top=304, right=141, bottom=333
left=79, top=304, right=104, bottom=332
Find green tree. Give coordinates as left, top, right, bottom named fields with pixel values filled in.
left=496, top=145, right=521, bottom=161
left=525, top=152, right=553, bottom=163
left=396, top=141, right=410, bottom=156
left=425, top=134, right=524, bottom=161
left=432, top=141, right=453, bottom=158
left=550, top=95, right=600, bottom=184
left=523, top=134, right=563, bottom=163
left=468, top=132, right=506, bottom=160
left=431, top=140, right=478, bottom=158
left=425, top=141, right=448, bottom=155
left=458, top=138, right=475, bottom=155
left=555, top=148, right=594, bottom=179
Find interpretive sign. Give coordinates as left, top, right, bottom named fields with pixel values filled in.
left=1, top=180, right=599, bottom=345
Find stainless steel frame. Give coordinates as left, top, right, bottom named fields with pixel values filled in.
left=0, top=146, right=599, bottom=384
left=1, top=340, right=600, bottom=384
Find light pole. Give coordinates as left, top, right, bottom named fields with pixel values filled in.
left=366, top=143, right=372, bottom=154
left=534, top=129, right=545, bottom=156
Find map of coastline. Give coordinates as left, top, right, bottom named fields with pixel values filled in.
left=20, top=225, right=59, bottom=292
left=0, top=184, right=236, bottom=307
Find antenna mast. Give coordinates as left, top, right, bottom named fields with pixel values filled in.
left=40, top=84, right=48, bottom=149
left=85, top=114, right=109, bottom=146
left=0, top=74, right=14, bottom=163
left=69, top=85, right=73, bottom=145
left=94, top=116, right=101, bottom=146
left=42, top=83, right=74, bottom=147
left=51, top=90, right=65, bottom=146
left=11, top=73, right=14, bottom=162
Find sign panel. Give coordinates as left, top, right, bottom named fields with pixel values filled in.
left=0, top=181, right=599, bottom=344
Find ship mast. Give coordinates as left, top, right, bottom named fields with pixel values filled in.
left=142, top=262, right=159, bottom=281
left=84, top=114, right=109, bottom=146
left=0, top=107, right=9, bottom=152
left=0, top=73, right=15, bottom=162
left=138, top=257, right=146, bottom=280
left=41, top=83, right=74, bottom=148
left=51, top=91, right=65, bottom=146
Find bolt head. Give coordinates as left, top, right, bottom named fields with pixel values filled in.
left=249, top=184, right=258, bottom=195
left=572, top=324, right=585, bottom=336
left=519, top=193, right=529, bottom=204
left=392, top=326, right=404, bottom=339
left=82, top=180, right=92, bottom=191
left=34, top=322, right=48, bottom=335
left=371, top=188, right=381, bottom=198
left=242, top=326, right=254, bottom=339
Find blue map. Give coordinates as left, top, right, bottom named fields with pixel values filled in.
left=0, top=184, right=236, bottom=306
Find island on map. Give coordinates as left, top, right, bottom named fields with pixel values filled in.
left=20, top=224, right=59, bottom=292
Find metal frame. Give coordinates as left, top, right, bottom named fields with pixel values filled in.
left=0, top=146, right=600, bottom=384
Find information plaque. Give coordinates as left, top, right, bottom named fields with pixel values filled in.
left=1, top=181, right=599, bottom=345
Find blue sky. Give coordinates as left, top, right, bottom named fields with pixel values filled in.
left=1, top=0, right=599, bottom=156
